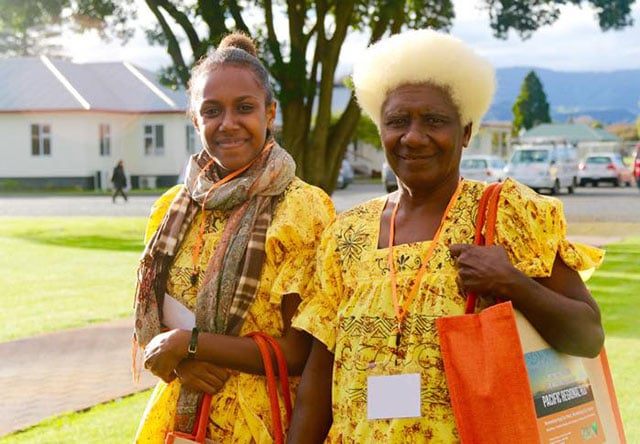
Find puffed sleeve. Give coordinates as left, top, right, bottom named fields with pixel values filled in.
left=143, top=185, right=182, bottom=244
left=265, top=181, right=335, bottom=306
left=494, top=179, right=604, bottom=278
left=291, top=220, right=344, bottom=353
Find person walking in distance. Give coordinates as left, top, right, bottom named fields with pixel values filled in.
left=111, top=160, right=128, bottom=203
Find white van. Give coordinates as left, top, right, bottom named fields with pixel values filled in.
left=505, top=144, right=579, bottom=194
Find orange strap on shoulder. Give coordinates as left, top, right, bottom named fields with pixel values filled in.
left=246, top=332, right=292, bottom=444
left=465, top=182, right=504, bottom=314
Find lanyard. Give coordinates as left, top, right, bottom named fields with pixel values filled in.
left=387, top=180, right=462, bottom=346
left=190, top=140, right=274, bottom=284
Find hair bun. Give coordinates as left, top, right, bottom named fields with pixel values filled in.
left=218, top=32, right=258, bottom=57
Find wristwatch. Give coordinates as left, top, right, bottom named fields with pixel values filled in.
left=187, top=327, right=198, bottom=359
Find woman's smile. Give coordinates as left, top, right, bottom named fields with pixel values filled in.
left=215, top=137, right=249, bottom=149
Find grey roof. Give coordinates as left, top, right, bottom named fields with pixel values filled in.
left=520, top=123, right=620, bottom=143
left=0, top=57, right=187, bottom=113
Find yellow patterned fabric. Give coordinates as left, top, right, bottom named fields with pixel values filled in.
left=292, top=178, right=603, bottom=443
left=135, top=178, right=334, bottom=444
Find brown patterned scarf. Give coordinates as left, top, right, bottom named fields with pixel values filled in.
left=132, top=138, right=296, bottom=432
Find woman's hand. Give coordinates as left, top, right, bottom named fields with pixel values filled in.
left=450, top=243, right=604, bottom=358
left=143, top=329, right=190, bottom=383
left=174, top=360, right=231, bottom=394
left=449, top=243, right=517, bottom=298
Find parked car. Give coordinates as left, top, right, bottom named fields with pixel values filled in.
left=336, top=159, right=355, bottom=189
left=381, top=162, right=398, bottom=192
left=504, top=144, right=578, bottom=194
left=459, top=154, right=506, bottom=183
left=633, top=144, right=640, bottom=190
left=578, top=152, right=634, bottom=187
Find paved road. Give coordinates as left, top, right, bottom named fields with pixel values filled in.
left=1, top=182, right=639, bottom=222
left=0, top=183, right=640, bottom=223
left=0, top=319, right=157, bottom=437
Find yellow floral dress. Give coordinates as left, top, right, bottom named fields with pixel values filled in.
left=135, top=178, right=334, bottom=444
left=292, top=178, right=603, bottom=443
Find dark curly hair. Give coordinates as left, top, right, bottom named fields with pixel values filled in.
left=187, top=32, right=275, bottom=119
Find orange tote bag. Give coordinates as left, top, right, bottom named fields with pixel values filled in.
left=436, top=183, right=626, bottom=443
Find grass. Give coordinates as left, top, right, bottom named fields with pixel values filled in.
left=0, top=217, right=147, bottom=341
left=0, top=391, right=152, bottom=444
left=0, top=220, right=637, bottom=442
left=585, top=236, right=640, bottom=439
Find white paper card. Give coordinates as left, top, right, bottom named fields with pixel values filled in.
left=162, top=293, right=195, bottom=330
left=367, top=373, right=421, bottom=420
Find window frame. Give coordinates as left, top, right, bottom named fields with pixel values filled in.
left=144, top=124, right=165, bottom=156
left=31, top=123, right=52, bottom=157
left=99, top=123, right=111, bottom=157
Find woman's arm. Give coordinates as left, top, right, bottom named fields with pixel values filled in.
left=287, top=338, right=334, bottom=444
left=143, top=293, right=312, bottom=382
left=450, top=243, right=604, bottom=358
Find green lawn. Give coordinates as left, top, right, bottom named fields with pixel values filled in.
left=586, top=237, right=640, bottom=439
left=0, top=220, right=637, bottom=442
left=0, top=217, right=147, bottom=341
left=0, top=391, right=151, bottom=444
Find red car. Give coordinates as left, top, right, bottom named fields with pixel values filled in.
left=633, top=144, right=640, bottom=190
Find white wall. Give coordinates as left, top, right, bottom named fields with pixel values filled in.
left=0, top=111, right=193, bottom=179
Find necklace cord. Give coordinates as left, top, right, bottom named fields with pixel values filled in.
left=387, top=181, right=463, bottom=336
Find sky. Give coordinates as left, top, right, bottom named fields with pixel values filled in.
left=60, top=0, right=640, bottom=74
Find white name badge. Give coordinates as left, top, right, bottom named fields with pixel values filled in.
left=367, top=373, right=421, bottom=420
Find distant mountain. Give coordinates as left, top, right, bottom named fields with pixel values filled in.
left=331, top=67, right=639, bottom=124
left=486, top=67, right=640, bottom=124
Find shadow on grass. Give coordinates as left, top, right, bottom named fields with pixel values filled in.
left=17, top=234, right=144, bottom=252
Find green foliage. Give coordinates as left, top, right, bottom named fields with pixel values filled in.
left=485, top=0, right=635, bottom=39
left=512, top=70, right=551, bottom=135
left=354, top=115, right=382, bottom=150
left=0, top=0, right=65, bottom=57
left=0, top=217, right=146, bottom=341
left=605, top=122, right=638, bottom=141
left=0, top=0, right=134, bottom=57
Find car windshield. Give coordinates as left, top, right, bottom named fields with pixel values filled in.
left=461, top=159, right=487, bottom=169
left=510, top=149, right=549, bottom=164
left=585, top=156, right=610, bottom=165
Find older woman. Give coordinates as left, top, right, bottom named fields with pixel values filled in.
left=287, top=29, right=604, bottom=443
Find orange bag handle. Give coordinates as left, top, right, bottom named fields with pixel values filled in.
left=165, top=393, right=212, bottom=444
left=246, top=332, right=292, bottom=444
left=465, top=182, right=504, bottom=314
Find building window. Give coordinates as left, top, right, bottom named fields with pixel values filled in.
left=31, top=124, right=51, bottom=156
left=144, top=124, right=164, bottom=156
left=99, top=124, right=111, bottom=156
left=186, top=125, right=199, bottom=154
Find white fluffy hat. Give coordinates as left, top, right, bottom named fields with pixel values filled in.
left=352, top=29, right=496, bottom=139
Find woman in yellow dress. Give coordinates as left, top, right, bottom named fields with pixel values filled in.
left=287, top=29, right=604, bottom=443
left=133, top=32, right=334, bottom=443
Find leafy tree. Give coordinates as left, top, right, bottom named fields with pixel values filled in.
left=139, top=0, right=635, bottom=191
left=354, top=115, right=382, bottom=150
left=512, top=70, right=551, bottom=135
left=1, top=0, right=635, bottom=192
left=0, top=1, right=66, bottom=57
left=606, top=123, right=639, bottom=141
left=0, top=0, right=135, bottom=58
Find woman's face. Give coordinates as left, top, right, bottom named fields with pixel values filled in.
left=191, top=65, right=276, bottom=175
left=380, top=83, right=472, bottom=193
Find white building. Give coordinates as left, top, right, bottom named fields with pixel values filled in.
left=0, top=57, right=198, bottom=190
